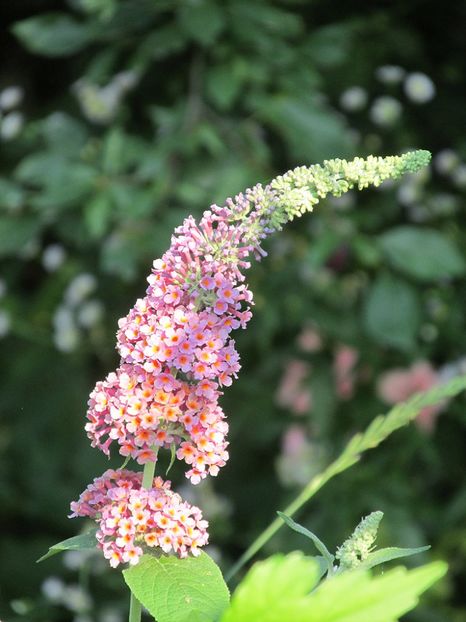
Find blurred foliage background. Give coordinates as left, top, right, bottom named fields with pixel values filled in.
left=1, top=1, right=466, bottom=621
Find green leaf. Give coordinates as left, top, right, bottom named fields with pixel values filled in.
left=364, top=273, right=420, bottom=350
left=221, top=553, right=320, bottom=622
left=277, top=512, right=334, bottom=574
left=222, top=554, right=446, bottom=622
left=300, top=562, right=447, bottom=622
left=37, top=530, right=98, bottom=563
left=257, top=95, right=353, bottom=161
left=41, top=113, right=88, bottom=156
left=178, top=1, right=225, bottom=45
left=0, top=178, right=24, bottom=211
left=84, top=193, right=113, bottom=239
left=358, top=546, right=430, bottom=571
left=0, top=216, right=42, bottom=257
left=12, top=13, right=96, bottom=57
left=123, top=552, right=230, bottom=622
left=166, top=442, right=177, bottom=476
left=378, top=226, right=466, bottom=281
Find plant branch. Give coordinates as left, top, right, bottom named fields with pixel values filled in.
left=225, top=374, right=466, bottom=581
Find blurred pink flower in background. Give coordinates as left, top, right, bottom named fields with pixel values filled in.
left=276, top=424, right=322, bottom=487
left=333, top=345, right=359, bottom=400
left=296, top=326, right=323, bottom=353
left=377, top=361, right=444, bottom=432
left=276, top=359, right=312, bottom=414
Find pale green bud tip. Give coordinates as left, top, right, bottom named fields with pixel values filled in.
left=335, top=511, right=384, bottom=569
left=399, top=149, right=432, bottom=173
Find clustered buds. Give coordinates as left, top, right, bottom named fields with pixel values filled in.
left=71, top=151, right=430, bottom=567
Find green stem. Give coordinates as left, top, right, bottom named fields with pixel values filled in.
left=128, top=453, right=159, bottom=622
left=129, top=592, right=142, bottom=622
left=225, top=374, right=466, bottom=582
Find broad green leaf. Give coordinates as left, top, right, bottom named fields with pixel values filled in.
left=277, top=513, right=334, bottom=573
left=12, top=13, right=96, bottom=57
left=0, top=217, right=42, bottom=257
left=37, top=530, right=98, bottom=563
left=301, top=561, right=447, bottom=622
left=123, top=552, right=230, bottom=622
left=0, top=178, right=24, bottom=211
left=257, top=95, right=353, bottom=161
left=222, top=554, right=446, bottom=622
left=364, top=273, right=420, bottom=350
left=178, top=1, right=225, bottom=45
left=378, top=226, right=465, bottom=281
left=221, top=553, right=320, bottom=622
left=357, top=546, right=430, bottom=571
left=41, top=113, right=88, bottom=156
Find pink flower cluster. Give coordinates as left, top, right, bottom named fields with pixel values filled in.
left=377, top=361, right=444, bottom=432
left=85, top=194, right=273, bottom=483
left=70, top=470, right=208, bottom=568
left=85, top=364, right=228, bottom=483
left=74, top=191, right=274, bottom=565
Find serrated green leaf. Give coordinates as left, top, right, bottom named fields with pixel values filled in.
left=12, top=13, right=96, bottom=57
left=364, top=273, right=420, bottom=350
left=378, top=226, right=465, bottom=281
left=357, top=546, right=430, bottom=571
left=301, top=561, right=447, bottom=622
left=222, top=554, right=446, bottom=622
left=277, top=512, right=334, bottom=573
left=123, top=552, right=230, bottom=622
left=37, top=530, right=98, bottom=563
left=221, top=553, right=320, bottom=622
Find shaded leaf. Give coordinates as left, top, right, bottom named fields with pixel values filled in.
left=364, top=273, right=420, bottom=350
left=12, top=13, right=96, bottom=57
left=277, top=512, right=334, bottom=573
left=37, top=530, right=98, bottom=563
left=358, top=546, right=430, bottom=571
left=378, top=226, right=465, bottom=281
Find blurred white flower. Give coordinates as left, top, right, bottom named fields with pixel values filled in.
left=452, top=164, right=466, bottom=189
left=375, top=65, right=405, bottom=84
left=65, top=273, right=97, bottom=306
left=54, top=325, right=81, bottom=352
left=397, top=182, right=421, bottom=206
left=404, top=72, right=436, bottom=104
left=433, top=149, right=460, bottom=175
left=41, top=576, right=66, bottom=602
left=0, top=111, right=24, bottom=140
left=99, top=609, right=124, bottom=622
left=73, top=71, right=138, bottom=124
left=339, top=86, right=367, bottom=112
left=0, top=310, right=10, bottom=337
left=77, top=299, right=104, bottom=328
left=62, top=584, right=92, bottom=612
left=370, top=96, right=402, bottom=126
left=53, top=306, right=81, bottom=351
left=63, top=549, right=93, bottom=570
left=42, top=244, right=67, bottom=272
left=0, top=86, right=24, bottom=110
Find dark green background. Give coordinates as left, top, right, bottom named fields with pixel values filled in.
left=1, top=1, right=465, bottom=620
